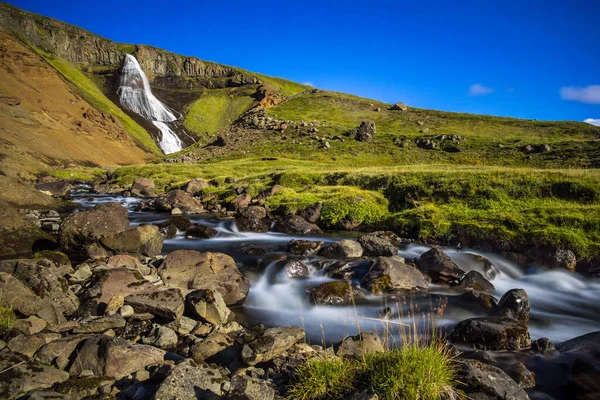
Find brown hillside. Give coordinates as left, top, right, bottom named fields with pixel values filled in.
left=0, top=30, right=152, bottom=179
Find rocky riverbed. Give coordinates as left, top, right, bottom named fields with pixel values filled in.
left=0, top=179, right=599, bottom=399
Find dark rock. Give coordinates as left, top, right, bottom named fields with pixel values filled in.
left=443, top=145, right=461, bottom=153
left=361, top=256, right=430, bottom=294
left=552, top=249, right=577, bottom=272
left=125, top=288, right=185, bottom=321
left=159, top=249, right=250, bottom=305
left=186, top=223, right=218, bottom=238
left=417, top=247, right=465, bottom=284
left=357, top=233, right=397, bottom=257
left=496, top=289, right=530, bottom=322
left=452, top=290, right=498, bottom=313
left=532, top=337, right=557, bottom=355
left=457, top=359, right=529, bottom=400
left=154, top=359, right=225, bottom=399
left=458, top=270, right=495, bottom=292
left=241, top=326, right=305, bottom=365
left=131, top=178, right=156, bottom=197
left=0, top=351, right=69, bottom=399
left=0, top=273, right=48, bottom=317
left=142, top=325, right=178, bottom=350
left=35, top=181, right=73, bottom=197
left=276, top=215, right=322, bottom=235
left=556, top=331, right=600, bottom=362
left=449, top=316, right=531, bottom=351
left=100, top=224, right=163, bottom=256
left=229, top=374, right=276, bottom=400
left=352, top=120, right=376, bottom=142
left=156, top=190, right=204, bottom=213
left=298, top=202, right=322, bottom=223
left=255, top=184, right=283, bottom=204
left=336, top=332, right=384, bottom=358
left=504, top=362, right=536, bottom=389
left=319, top=240, right=363, bottom=259
left=227, top=193, right=252, bottom=212
left=312, top=281, right=359, bottom=305
left=237, top=206, right=269, bottom=232
left=184, top=178, right=209, bottom=195
left=287, top=239, right=324, bottom=256
left=284, top=259, right=310, bottom=278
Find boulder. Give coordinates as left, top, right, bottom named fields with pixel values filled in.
left=449, top=317, right=531, bottom=351
left=185, top=289, right=232, bottom=325
left=190, top=332, right=237, bottom=365
left=72, top=314, right=126, bottom=333
left=417, top=247, right=466, bottom=284
left=357, top=234, right=397, bottom=257
left=100, top=224, right=164, bottom=256
left=186, top=223, right=218, bottom=238
left=13, top=315, right=47, bottom=335
left=496, top=289, right=530, bottom=322
left=457, top=359, right=529, bottom=400
left=531, top=337, right=557, bottom=355
left=241, top=326, right=305, bottom=365
left=131, top=178, right=156, bottom=197
left=352, top=120, right=376, bottom=142
left=35, top=181, right=73, bottom=197
left=125, top=288, right=185, bottom=321
left=227, top=193, right=252, bottom=212
left=391, top=102, right=408, bottom=111
left=159, top=250, right=250, bottom=305
left=336, top=332, right=384, bottom=358
left=361, top=256, right=430, bottom=294
left=256, top=184, right=283, bottom=204
left=458, top=270, right=495, bottom=292
left=184, top=178, right=209, bottom=195
left=229, top=374, right=276, bottom=400
left=142, top=325, right=178, bottom=350
left=7, top=333, right=49, bottom=357
left=105, top=254, right=142, bottom=269
left=284, top=259, right=310, bottom=278
left=312, top=281, right=358, bottom=305
left=319, top=240, right=363, bottom=259
left=556, top=331, right=600, bottom=362
left=236, top=206, right=269, bottom=232
left=552, top=249, right=577, bottom=271
left=59, top=203, right=130, bottom=255
left=35, top=334, right=91, bottom=367
left=276, top=215, right=322, bottom=235
left=504, top=362, right=536, bottom=389
left=154, top=359, right=226, bottom=399
left=0, top=271, right=46, bottom=317
left=298, top=202, right=322, bottom=223
left=0, top=199, right=54, bottom=257
left=288, top=239, right=324, bottom=256
left=156, top=190, right=204, bottom=213
left=0, top=352, right=69, bottom=399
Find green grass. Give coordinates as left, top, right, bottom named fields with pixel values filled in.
left=242, top=71, right=310, bottom=97
left=0, top=305, right=15, bottom=333
left=52, top=167, right=107, bottom=181
left=117, top=43, right=136, bottom=54
left=287, top=341, right=456, bottom=400
left=183, top=87, right=257, bottom=137
left=31, top=47, right=162, bottom=155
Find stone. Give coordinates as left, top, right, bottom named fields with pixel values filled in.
left=298, top=202, right=322, bottom=223
left=496, top=289, right=530, bottom=322
left=312, top=281, right=358, bottom=305
left=0, top=272, right=46, bottom=316
left=256, top=185, right=283, bottom=203
left=72, top=314, right=126, bottom=333
left=190, top=332, right=237, bottom=365
left=142, top=325, right=178, bottom=350
left=227, top=193, right=252, bottom=212
left=284, top=259, right=310, bottom=278
left=8, top=333, right=48, bottom=357
left=236, top=206, right=269, bottom=232
left=12, top=315, right=47, bottom=335
left=59, top=203, right=130, bottom=255
left=184, top=178, right=209, bottom=195
left=452, top=290, right=498, bottom=313
left=159, top=250, right=250, bottom=305
left=166, top=316, right=199, bottom=335
left=125, top=288, right=185, bottom=321
left=458, top=270, right=495, bottom=292
left=156, top=190, right=205, bottom=213
left=556, top=331, right=600, bottom=362
left=336, top=332, right=384, bottom=358
left=35, top=181, right=73, bottom=197
left=457, top=359, right=529, bottom=400
left=36, top=334, right=90, bottom=367
left=70, top=264, right=92, bottom=282
left=0, top=352, right=69, bottom=399
left=186, top=289, right=232, bottom=325
left=104, top=294, right=125, bottom=315
left=287, top=239, right=324, bottom=256
left=449, top=317, right=531, bottom=351
left=391, top=102, right=408, bottom=111
left=229, top=374, right=276, bottom=400
left=417, top=247, right=466, bottom=284
left=154, top=359, right=225, bottom=399
left=100, top=224, right=164, bottom=256
left=119, top=305, right=135, bottom=318
left=131, top=178, right=156, bottom=197
left=276, top=215, right=322, bottom=235
left=357, top=234, right=397, bottom=257
left=352, top=120, right=376, bottom=142
left=319, top=240, right=364, bottom=259
left=361, top=256, right=430, bottom=294
left=552, top=249, right=577, bottom=271
left=531, top=337, right=556, bottom=355
left=242, top=326, right=305, bottom=365
left=186, top=223, right=219, bottom=238
left=504, top=362, right=536, bottom=389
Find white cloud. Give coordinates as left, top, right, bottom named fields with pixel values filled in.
left=560, top=85, right=600, bottom=104
left=303, top=82, right=314, bottom=87
left=469, top=83, right=494, bottom=96
left=584, top=118, right=600, bottom=127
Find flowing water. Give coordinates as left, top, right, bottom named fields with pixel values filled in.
left=74, top=190, right=600, bottom=345
left=117, top=54, right=184, bottom=154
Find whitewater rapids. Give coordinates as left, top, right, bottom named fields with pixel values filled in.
left=117, top=54, right=183, bottom=154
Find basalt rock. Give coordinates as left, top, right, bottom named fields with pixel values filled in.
left=0, top=351, right=69, bottom=399
left=458, top=270, right=495, bottom=292
left=352, top=120, right=376, bottom=142
left=361, top=256, right=430, bottom=294
left=156, top=190, right=205, bottom=213
left=185, top=223, right=218, bottom=238
left=449, top=316, right=531, bottom=351
left=227, top=193, right=252, bottom=212
left=495, top=289, right=530, bottom=322
left=276, top=215, right=322, bottom=235
left=319, top=239, right=363, bottom=259
left=357, top=233, right=397, bottom=257
left=185, top=289, right=232, bottom=325
left=100, top=224, right=164, bottom=256
left=312, top=281, right=360, bottom=305
left=284, top=259, right=310, bottom=278
left=35, top=181, right=73, bottom=197
left=417, top=247, right=466, bottom=284
left=190, top=332, right=238, bottom=365
left=457, top=359, right=529, bottom=400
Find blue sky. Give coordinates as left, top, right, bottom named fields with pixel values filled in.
left=6, top=0, right=600, bottom=123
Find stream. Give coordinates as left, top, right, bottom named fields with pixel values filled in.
left=73, top=190, right=600, bottom=345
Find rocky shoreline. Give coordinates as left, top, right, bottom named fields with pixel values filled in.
left=0, top=177, right=598, bottom=399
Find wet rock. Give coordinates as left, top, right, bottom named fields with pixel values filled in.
left=336, top=332, right=384, bottom=358
left=100, top=224, right=163, bottom=256
left=552, top=249, right=577, bottom=272
left=156, top=190, right=204, bottom=213
left=190, top=332, right=237, bottom=365
left=361, top=256, right=430, bottom=294
left=298, top=202, right=322, bottom=223
left=125, top=288, right=185, bottom=321
left=72, top=314, right=126, bottom=333
left=35, top=181, right=73, bottom=197
left=504, top=362, right=536, bottom=389
left=417, top=247, right=466, bottom=284
left=154, top=359, right=225, bottom=399
left=227, top=193, right=252, bottom=212
left=142, top=325, right=178, bottom=350
left=242, top=326, right=305, bottom=365
left=186, top=289, right=232, bottom=325
left=496, top=289, right=530, bottom=322
left=236, top=206, right=269, bottom=232
left=352, top=120, right=376, bottom=142
left=287, top=239, right=324, bottom=256
left=59, top=203, right=130, bottom=255
left=449, top=316, right=531, bottom=351
left=312, top=281, right=359, bottom=305
left=159, top=250, right=250, bottom=305
left=185, top=223, right=218, bottom=238
left=13, top=315, right=47, bottom=335
left=184, top=178, right=209, bottom=195
left=452, top=290, right=498, bottom=313
left=458, top=270, right=495, bottom=292
left=0, top=352, right=69, bottom=399
left=131, top=178, right=156, bottom=197
left=229, top=374, right=276, bottom=400
left=532, top=337, right=557, bottom=355
left=160, top=216, right=193, bottom=232
left=556, top=331, right=600, bottom=362
left=319, top=239, right=363, bottom=259
left=457, top=359, right=529, bottom=400
left=284, top=259, right=310, bottom=278
left=357, top=233, right=397, bottom=257
left=276, top=215, right=322, bottom=235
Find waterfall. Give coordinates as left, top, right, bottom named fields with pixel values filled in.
left=117, top=54, right=183, bottom=154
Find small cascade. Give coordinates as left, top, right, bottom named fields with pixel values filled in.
left=117, top=54, right=184, bottom=154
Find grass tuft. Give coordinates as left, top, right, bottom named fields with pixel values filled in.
left=287, top=356, right=356, bottom=400
left=0, top=304, right=15, bottom=333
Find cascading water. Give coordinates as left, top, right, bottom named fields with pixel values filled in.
left=117, top=54, right=184, bottom=154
